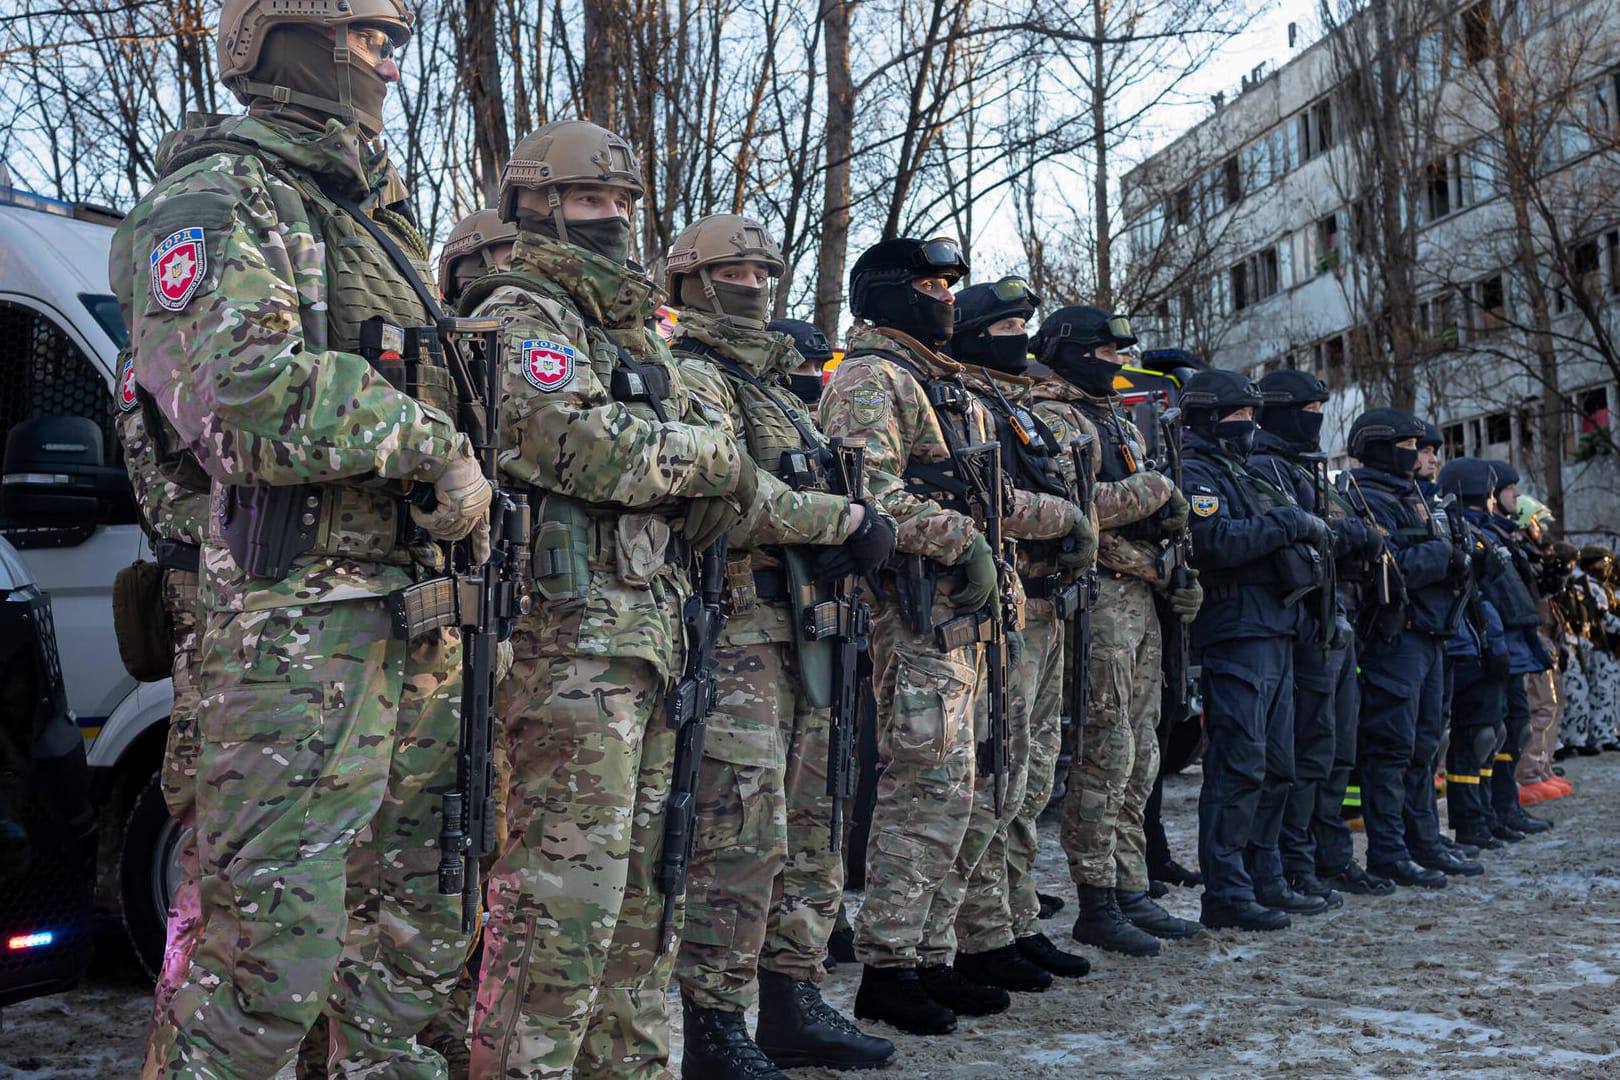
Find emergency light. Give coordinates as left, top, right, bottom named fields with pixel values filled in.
left=7, top=930, right=54, bottom=950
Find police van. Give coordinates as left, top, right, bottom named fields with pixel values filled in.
left=0, top=179, right=179, bottom=981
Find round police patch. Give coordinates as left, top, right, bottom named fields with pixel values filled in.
left=522, top=339, right=576, bottom=393
left=117, top=352, right=140, bottom=412
left=1191, top=494, right=1219, bottom=517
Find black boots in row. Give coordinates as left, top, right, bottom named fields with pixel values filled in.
left=681, top=970, right=894, bottom=1079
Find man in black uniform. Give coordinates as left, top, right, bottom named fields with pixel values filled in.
left=1180, top=370, right=1330, bottom=930
left=1345, top=409, right=1475, bottom=888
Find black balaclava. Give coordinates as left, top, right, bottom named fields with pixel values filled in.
left=787, top=373, right=823, bottom=407
left=1049, top=342, right=1118, bottom=397
left=247, top=24, right=389, bottom=138
left=1359, top=440, right=1419, bottom=477
left=954, top=331, right=1031, bottom=374
left=864, top=280, right=954, bottom=347
left=1261, top=406, right=1325, bottom=451
left=514, top=208, right=633, bottom=265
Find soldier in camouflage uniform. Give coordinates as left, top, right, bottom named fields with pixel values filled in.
left=438, top=208, right=517, bottom=308
left=664, top=214, right=897, bottom=1078
left=947, top=279, right=1094, bottom=985
left=112, top=364, right=209, bottom=1078
left=820, top=238, right=1085, bottom=1037
left=1028, top=306, right=1204, bottom=958
left=111, top=2, right=492, bottom=1075
left=461, top=124, right=758, bottom=1080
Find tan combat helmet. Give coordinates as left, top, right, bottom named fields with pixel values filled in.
left=664, top=214, right=784, bottom=325
left=438, top=209, right=518, bottom=303
left=497, top=121, right=643, bottom=244
left=217, top=0, right=412, bottom=134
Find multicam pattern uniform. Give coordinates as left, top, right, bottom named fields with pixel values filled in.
left=111, top=114, right=474, bottom=1080
left=670, top=311, right=855, bottom=1009
left=946, top=366, right=1085, bottom=957
left=820, top=326, right=1072, bottom=968
left=463, top=235, right=748, bottom=1080
left=1031, top=379, right=1176, bottom=893
left=114, top=397, right=208, bottom=1077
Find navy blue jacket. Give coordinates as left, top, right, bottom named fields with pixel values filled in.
left=1183, top=430, right=1307, bottom=649
left=1346, top=467, right=1458, bottom=638
left=1465, top=507, right=1552, bottom=674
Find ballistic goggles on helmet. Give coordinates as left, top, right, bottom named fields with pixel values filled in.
left=989, top=276, right=1042, bottom=305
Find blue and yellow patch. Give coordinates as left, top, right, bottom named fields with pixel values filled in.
left=1191, top=494, right=1219, bottom=517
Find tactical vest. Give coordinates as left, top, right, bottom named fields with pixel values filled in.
left=1078, top=398, right=1162, bottom=544
left=163, top=137, right=457, bottom=571
left=850, top=347, right=979, bottom=516
left=1198, top=450, right=1322, bottom=595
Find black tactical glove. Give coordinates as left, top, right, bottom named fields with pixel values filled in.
left=951, top=534, right=998, bottom=613
left=1273, top=505, right=1330, bottom=547
left=1056, top=506, right=1099, bottom=570
left=814, top=499, right=897, bottom=578
left=1331, top=517, right=1372, bottom=560
left=1448, top=543, right=1473, bottom=581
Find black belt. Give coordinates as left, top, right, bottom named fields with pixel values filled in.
left=154, top=538, right=201, bottom=574
left=1020, top=574, right=1073, bottom=600
left=752, top=568, right=790, bottom=601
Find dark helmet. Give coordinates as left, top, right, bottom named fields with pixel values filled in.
left=1032, top=305, right=1120, bottom=360
left=1549, top=540, right=1577, bottom=561
left=1257, top=368, right=1329, bottom=410
left=768, top=317, right=835, bottom=363
left=1579, top=544, right=1614, bottom=567
left=1482, top=458, right=1519, bottom=492
left=1348, top=407, right=1425, bottom=458
left=848, top=237, right=968, bottom=319
left=953, top=276, right=1041, bottom=334
left=1180, top=368, right=1263, bottom=417
left=1257, top=368, right=1330, bottom=450
left=1437, top=457, right=1496, bottom=503
left=1419, top=421, right=1443, bottom=450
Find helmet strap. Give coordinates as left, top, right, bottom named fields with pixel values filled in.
left=547, top=188, right=570, bottom=245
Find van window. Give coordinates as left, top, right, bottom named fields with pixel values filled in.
left=0, top=298, right=127, bottom=482
left=80, top=294, right=128, bottom=350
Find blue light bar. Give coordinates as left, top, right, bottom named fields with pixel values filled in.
left=7, top=930, right=54, bottom=950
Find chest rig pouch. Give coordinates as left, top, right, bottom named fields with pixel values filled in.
left=1207, top=452, right=1322, bottom=602
left=168, top=140, right=456, bottom=579
left=1082, top=399, right=1165, bottom=544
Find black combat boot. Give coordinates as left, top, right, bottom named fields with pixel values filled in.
left=1149, top=858, right=1203, bottom=887
left=853, top=966, right=955, bottom=1036
left=1071, top=884, right=1160, bottom=957
left=953, top=943, right=1052, bottom=992
left=1199, top=897, right=1291, bottom=931
left=1116, top=889, right=1204, bottom=939
left=1286, top=873, right=1344, bottom=909
left=1413, top=847, right=1484, bottom=877
left=1488, top=823, right=1526, bottom=843
left=1322, top=862, right=1396, bottom=897
left=826, top=924, right=857, bottom=964
left=1501, top=808, right=1553, bottom=834
left=1454, top=830, right=1505, bottom=850
left=1037, top=891, right=1066, bottom=918
left=1254, top=881, right=1331, bottom=915
left=682, top=995, right=790, bottom=1079
left=1016, top=933, right=1091, bottom=977
left=916, top=964, right=1011, bottom=1016
left=1368, top=859, right=1447, bottom=889
left=756, top=969, right=894, bottom=1071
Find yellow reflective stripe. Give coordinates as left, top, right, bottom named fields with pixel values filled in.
left=1495, top=753, right=1514, bottom=761
left=1480, top=769, right=1494, bottom=777
left=1445, top=774, right=1481, bottom=784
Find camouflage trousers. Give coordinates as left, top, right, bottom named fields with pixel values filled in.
left=471, top=645, right=676, bottom=1079
left=140, top=568, right=202, bottom=1080
left=939, top=601, right=1050, bottom=957
left=149, top=597, right=468, bottom=1080
left=854, top=598, right=982, bottom=968
left=1518, top=664, right=1559, bottom=783
left=1061, top=575, right=1162, bottom=891
left=1004, top=606, right=1066, bottom=940
left=676, top=632, right=844, bottom=1009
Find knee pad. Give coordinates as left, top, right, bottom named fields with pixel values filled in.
left=1469, top=726, right=1498, bottom=770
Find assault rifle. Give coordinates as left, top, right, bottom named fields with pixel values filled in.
left=1061, top=434, right=1099, bottom=746
left=804, top=438, right=872, bottom=852
left=1343, top=472, right=1409, bottom=640
left=387, top=317, right=533, bottom=936
left=1156, top=408, right=1194, bottom=725
left=939, top=441, right=1012, bottom=816
left=657, top=534, right=729, bottom=954
left=1302, top=452, right=1337, bottom=649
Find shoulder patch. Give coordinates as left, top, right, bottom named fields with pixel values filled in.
left=1191, top=494, right=1220, bottom=517
left=117, top=352, right=139, bottom=412
left=849, top=387, right=889, bottom=427
left=149, top=227, right=207, bottom=311
left=522, top=339, right=577, bottom=393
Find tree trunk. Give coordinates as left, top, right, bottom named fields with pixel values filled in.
left=582, top=0, right=618, bottom=127
left=816, top=0, right=855, bottom=338
left=1091, top=0, right=1111, bottom=307
left=464, top=0, right=510, bottom=205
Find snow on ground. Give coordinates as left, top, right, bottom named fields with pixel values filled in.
left=4, top=756, right=1618, bottom=1078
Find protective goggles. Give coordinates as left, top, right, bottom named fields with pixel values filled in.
left=1108, top=314, right=1137, bottom=345
left=990, top=276, right=1043, bottom=306
left=346, top=24, right=402, bottom=63
left=917, top=238, right=968, bottom=275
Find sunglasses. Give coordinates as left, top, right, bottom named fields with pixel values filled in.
left=346, top=24, right=400, bottom=63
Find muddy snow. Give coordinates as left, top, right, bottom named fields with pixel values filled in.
left=5, top=756, right=1618, bottom=1079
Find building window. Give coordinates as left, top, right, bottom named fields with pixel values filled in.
left=1296, top=98, right=1335, bottom=163
left=1172, top=186, right=1191, bottom=227
left=1421, top=292, right=1459, bottom=346
left=1566, top=385, right=1612, bottom=460
left=1607, top=229, right=1620, bottom=295
left=1485, top=411, right=1512, bottom=447
left=1224, top=157, right=1243, bottom=206
left=1422, top=153, right=1471, bottom=223
left=1314, top=334, right=1348, bottom=389
left=1461, top=1, right=1493, bottom=66
left=1316, top=211, right=1342, bottom=271
left=1443, top=422, right=1466, bottom=459
left=1473, top=274, right=1507, bottom=335
left=1555, top=239, right=1602, bottom=312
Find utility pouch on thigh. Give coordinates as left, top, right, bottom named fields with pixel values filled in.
left=531, top=493, right=590, bottom=607
left=616, top=513, right=670, bottom=587
left=934, top=608, right=992, bottom=652
left=113, top=559, right=174, bottom=682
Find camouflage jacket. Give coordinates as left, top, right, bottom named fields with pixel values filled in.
left=115, top=381, right=207, bottom=549
left=672, top=311, right=853, bottom=647
left=466, top=233, right=748, bottom=672
left=109, top=114, right=461, bottom=611
left=1030, top=377, right=1173, bottom=583
left=821, top=326, right=1072, bottom=567
left=960, top=364, right=1089, bottom=583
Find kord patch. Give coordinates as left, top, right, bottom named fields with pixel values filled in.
left=522, top=339, right=577, bottom=393
left=150, top=227, right=207, bottom=311
left=118, top=352, right=139, bottom=412
left=1191, top=494, right=1220, bottom=517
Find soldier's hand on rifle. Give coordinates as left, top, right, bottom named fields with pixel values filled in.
left=1158, top=487, right=1190, bottom=532
left=1168, top=566, right=1204, bottom=623
left=815, top=499, right=896, bottom=578
left=1056, top=505, right=1098, bottom=570
left=951, top=534, right=998, bottom=613
left=413, top=444, right=493, bottom=563
left=684, top=461, right=762, bottom=550
left=1272, top=505, right=1330, bottom=547
left=1332, top=516, right=1380, bottom=560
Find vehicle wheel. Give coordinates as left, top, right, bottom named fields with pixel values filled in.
left=119, top=770, right=188, bottom=981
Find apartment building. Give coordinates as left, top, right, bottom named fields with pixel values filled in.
left=1121, top=0, right=1620, bottom=537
